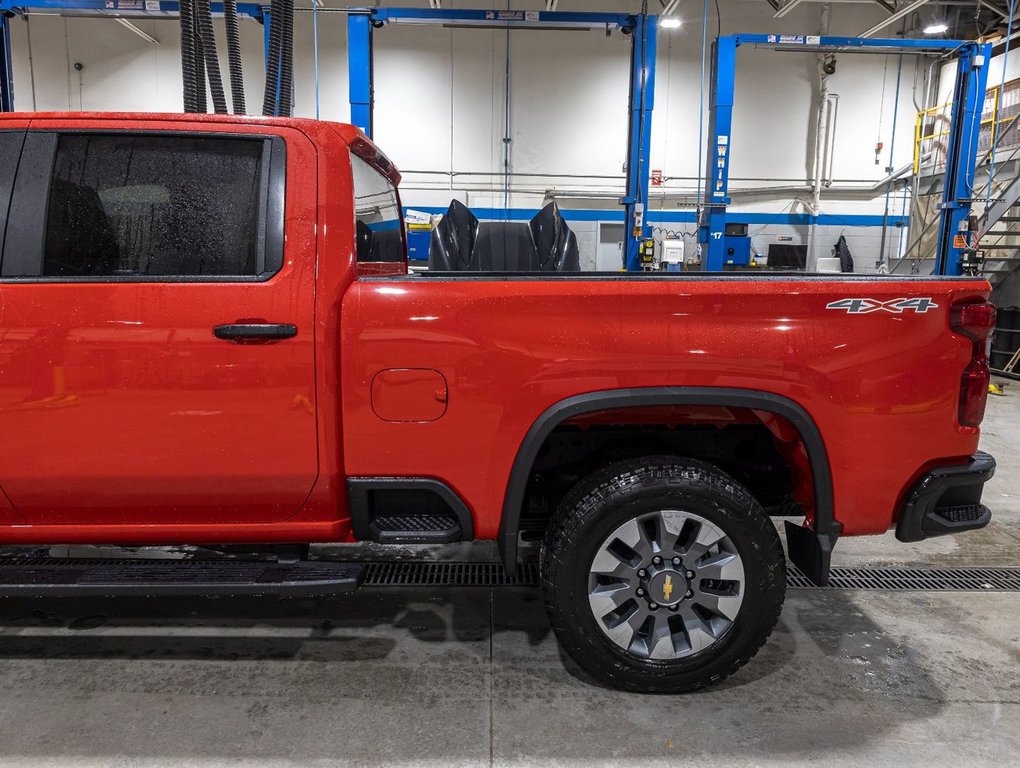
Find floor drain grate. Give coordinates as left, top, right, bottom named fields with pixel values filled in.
left=362, top=561, right=540, bottom=587
left=362, top=561, right=1020, bottom=592
left=787, top=564, right=1020, bottom=591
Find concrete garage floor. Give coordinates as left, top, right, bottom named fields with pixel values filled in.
left=0, top=392, right=1017, bottom=767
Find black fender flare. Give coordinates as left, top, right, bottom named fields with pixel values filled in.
left=498, top=387, right=840, bottom=585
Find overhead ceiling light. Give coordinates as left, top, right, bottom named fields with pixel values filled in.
left=923, top=22, right=949, bottom=34
left=660, top=17, right=682, bottom=29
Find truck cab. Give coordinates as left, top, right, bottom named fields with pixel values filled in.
left=0, top=113, right=401, bottom=542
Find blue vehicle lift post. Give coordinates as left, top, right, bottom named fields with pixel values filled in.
left=623, top=12, right=656, bottom=271
left=934, top=42, right=989, bottom=275
left=347, top=9, right=373, bottom=140
left=700, top=33, right=737, bottom=273
left=701, top=33, right=991, bottom=275
left=347, top=7, right=655, bottom=269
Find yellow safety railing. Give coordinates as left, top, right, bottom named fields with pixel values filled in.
left=914, top=78, right=1020, bottom=174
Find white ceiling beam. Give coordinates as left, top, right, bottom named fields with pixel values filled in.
left=858, top=0, right=933, bottom=37
left=774, top=0, right=808, bottom=18
left=115, top=17, right=159, bottom=44
left=661, top=0, right=682, bottom=17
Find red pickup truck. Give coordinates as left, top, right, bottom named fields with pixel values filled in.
left=0, top=112, right=997, bottom=693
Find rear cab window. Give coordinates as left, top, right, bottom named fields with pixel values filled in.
left=351, top=152, right=406, bottom=270
left=1, top=131, right=285, bottom=280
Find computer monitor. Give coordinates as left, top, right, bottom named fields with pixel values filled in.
left=767, top=243, right=807, bottom=270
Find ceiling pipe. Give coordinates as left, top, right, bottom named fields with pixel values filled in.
left=976, top=0, right=1011, bottom=19
left=725, top=159, right=917, bottom=197
left=537, top=164, right=917, bottom=203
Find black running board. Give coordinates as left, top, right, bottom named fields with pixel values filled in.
left=0, top=559, right=365, bottom=598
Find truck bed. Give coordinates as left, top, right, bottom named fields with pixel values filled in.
left=341, top=272, right=989, bottom=540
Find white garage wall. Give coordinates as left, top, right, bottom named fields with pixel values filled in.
left=7, top=0, right=936, bottom=268
left=7, top=12, right=345, bottom=119
left=937, top=44, right=1020, bottom=105
left=653, top=2, right=923, bottom=186
left=372, top=21, right=635, bottom=210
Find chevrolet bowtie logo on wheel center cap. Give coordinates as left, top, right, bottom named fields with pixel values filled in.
left=647, top=569, right=687, bottom=607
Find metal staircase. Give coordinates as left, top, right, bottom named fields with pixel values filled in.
left=896, top=104, right=1020, bottom=288
left=975, top=134, right=1020, bottom=286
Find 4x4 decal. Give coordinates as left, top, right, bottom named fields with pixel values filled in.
left=825, top=297, right=939, bottom=314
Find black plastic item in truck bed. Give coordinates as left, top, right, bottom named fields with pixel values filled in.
left=428, top=200, right=579, bottom=273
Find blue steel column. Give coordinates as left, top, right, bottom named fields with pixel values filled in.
left=347, top=10, right=373, bottom=137
left=0, top=13, right=13, bottom=112
left=700, top=35, right=736, bottom=271
left=934, top=42, right=990, bottom=275
left=623, top=14, right=656, bottom=271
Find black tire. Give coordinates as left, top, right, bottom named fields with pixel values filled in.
left=541, top=456, right=786, bottom=693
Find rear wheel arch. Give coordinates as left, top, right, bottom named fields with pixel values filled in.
left=498, top=387, right=836, bottom=571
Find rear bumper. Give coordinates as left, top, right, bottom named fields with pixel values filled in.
left=895, top=452, right=996, bottom=543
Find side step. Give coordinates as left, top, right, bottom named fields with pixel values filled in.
left=371, top=514, right=462, bottom=544
left=922, top=503, right=992, bottom=537
left=0, top=559, right=365, bottom=598
left=348, top=479, right=475, bottom=545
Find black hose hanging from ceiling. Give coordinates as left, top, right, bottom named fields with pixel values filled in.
left=179, top=0, right=199, bottom=112
left=192, top=0, right=207, bottom=113
left=195, top=0, right=228, bottom=114
left=262, top=0, right=284, bottom=115
left=223, top=0, right=246, bottom=114
left=278, top=0, right=294, bottom=117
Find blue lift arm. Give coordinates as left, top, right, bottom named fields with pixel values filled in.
left=0, top=0, right=263, bottom=17
left=700, top=33, right=992, bottom=275
left=370, top=8, right=635, bottom=27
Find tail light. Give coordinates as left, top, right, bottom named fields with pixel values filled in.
left=950, top=300, right=997, bottom=428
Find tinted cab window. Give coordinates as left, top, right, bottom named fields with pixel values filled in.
left=2, top=133, right=281, bottom=279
